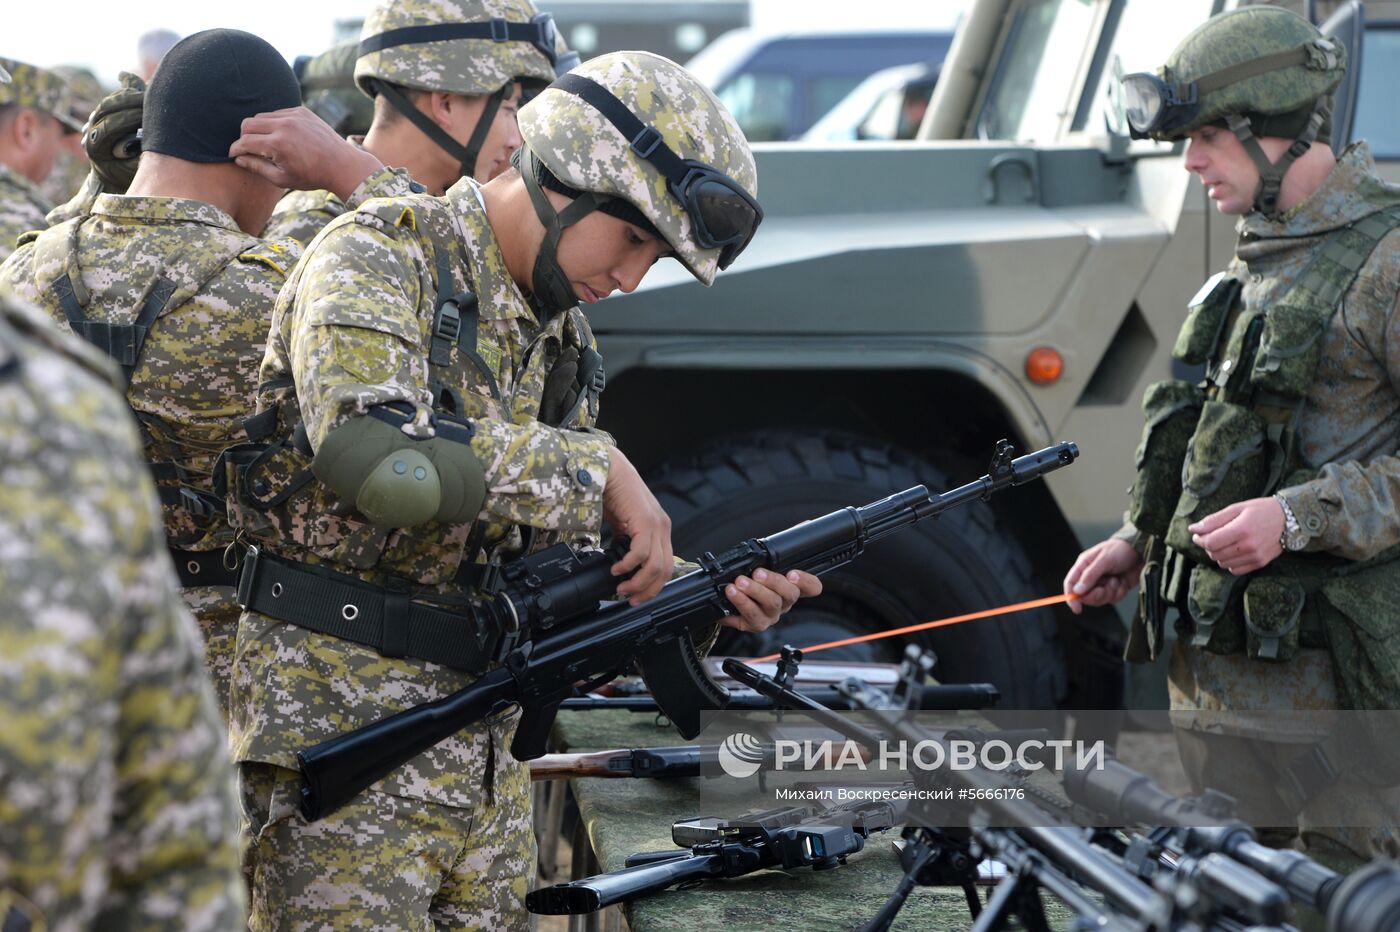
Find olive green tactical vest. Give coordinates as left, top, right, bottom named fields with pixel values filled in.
left=1127, top=203, right=1400, bottom=692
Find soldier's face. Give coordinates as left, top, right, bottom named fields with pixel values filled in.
left=430, top=85, right=524, bottom=190
left=552, top=207, right=672, bottom=305
left=1185, top=126, right=1257, bottom=215
left=1184, top=125, right=1302, bottom=216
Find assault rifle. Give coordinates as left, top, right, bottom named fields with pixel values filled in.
left=526, top=794, right=907, bottom=915
left=557, top=681, right=1001, bottom=713
left=296, top=440, right=1078, bottom=820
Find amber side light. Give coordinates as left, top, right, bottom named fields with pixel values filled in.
left=1025, top=346, right=1064, bottom=385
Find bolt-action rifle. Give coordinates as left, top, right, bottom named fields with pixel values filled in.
left=295, top=440, right=1078, bottom=821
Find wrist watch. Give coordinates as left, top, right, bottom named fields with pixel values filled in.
left=1274, top=493, right=1308, bottom=551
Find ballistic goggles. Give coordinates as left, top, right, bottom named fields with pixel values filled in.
left=359, top=12, right=575, bottom=78
left=1120, top=42, right=1332, bottom=139
left=552, top=73, right=761, bottom=269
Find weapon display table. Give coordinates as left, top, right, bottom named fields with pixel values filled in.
left=546, top=708, right=1078, bottom=931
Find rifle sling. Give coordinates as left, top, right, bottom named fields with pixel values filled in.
left=237, top=546, right=500, bottom=674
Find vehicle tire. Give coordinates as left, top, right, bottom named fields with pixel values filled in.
left=647, top=433, right=1068, bottom=708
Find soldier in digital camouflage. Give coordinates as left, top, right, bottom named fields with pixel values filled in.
left=228, top=49, right=822, bottom=928
left=1065, top=7, right=1400, bottom=870
left=0, top=57, right=81, bottom=260
left=0, top=283, right=245, bottom=929
left=263, top=0, right=576, bottom=247
left=0, top=28, right=400, bottom=721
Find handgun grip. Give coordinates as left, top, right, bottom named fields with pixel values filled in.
left=637, top=629, right=730, bottom=739
left=509, top=700, right=561, bottom=761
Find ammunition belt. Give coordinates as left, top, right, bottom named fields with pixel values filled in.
left=170, top=546, right=241, bottom=588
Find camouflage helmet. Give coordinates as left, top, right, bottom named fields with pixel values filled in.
left=517, top=50, right=759, bottom=288
left=1127, top=7, right=1345, bottom=143
left=1123, top=7, right=1344, bottom=218
left=299, top=42, right=374, bottom=137
left=354, top=0, right=560, bottom=98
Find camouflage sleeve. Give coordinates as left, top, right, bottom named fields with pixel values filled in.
left=1280, top=284, right=1400, bottom=561
left=103, top=502, right=246, bottom=929
left=0, top=318, right=243, bottom=929
left=291, top=219, right=611, bottom=533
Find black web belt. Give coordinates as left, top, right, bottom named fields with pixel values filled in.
left=236, top=546, right=502, bottom=674
left=170, top=547, right=240, bottom=588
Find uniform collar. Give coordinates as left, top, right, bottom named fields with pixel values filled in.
left=90, top=193, right=244, bottom=232
left=1237, top=141, right=1398, bottom=244
left=444, top=177, right=535, bottom=324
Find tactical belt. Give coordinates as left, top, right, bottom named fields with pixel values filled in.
left=236, top=545, right=502, bottom=674
left=170, top=547, right=240, bottom=588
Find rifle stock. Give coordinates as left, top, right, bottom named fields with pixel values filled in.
left=296, top=440, right=1078, bottom=821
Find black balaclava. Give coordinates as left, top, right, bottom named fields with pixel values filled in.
left=142, top=29, right=302, bottom=163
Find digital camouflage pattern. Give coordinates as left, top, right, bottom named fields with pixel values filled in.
left=0, top=291, right=243, bottom=930
left=262, top=157, right=414, bottom=247
left=354, top=0, right=558, bottom=98
left=518, top=50, right=757, bottom=286
left=232, top=177, right=612, bottom=807
left=0, top=164, right=50, bottom=261
left=0, top=57, right=79, bottom=130
left=39, top=67, right=103, bottom=210
left=1152, top=7, right=1346, bottom=142
left=0, top=193, right=301, bottom=716
left=240, top=759, right=533, bottom=930
left=232, top=177, right=612, bottom=926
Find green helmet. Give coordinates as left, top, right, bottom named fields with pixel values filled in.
left=1122, top=7, right=1345, bottom=216
left=354, top=0, right=571, bottom=180
left=516, top=50, right=759, bottom=305
left=299, top=42, right=374, bottom=137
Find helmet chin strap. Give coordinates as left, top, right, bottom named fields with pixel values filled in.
left=367, top=77, right=509, bottom=183
left=517, top=147, right=610, bottom=321
left=1226, top=97, right=1329, bottom=220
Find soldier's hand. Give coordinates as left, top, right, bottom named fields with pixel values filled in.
left=1190, top=497, right=1284, bottom=575
left=722, top=568, right=823, bottom=633
left=1064, top=538, right=1143, bottom=614
left=603, top=447, right=673, bottom=605
left=230, top=107, right=383, bottom=201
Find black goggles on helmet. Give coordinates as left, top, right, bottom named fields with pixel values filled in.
left=552, top=72, right=761, bottom=269
left=359, top=13, right=574, bottom=77
left=1120, top=42, right=1333, bottom=140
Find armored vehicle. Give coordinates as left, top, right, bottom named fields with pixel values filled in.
left=589, top=0, right=1393, bottom=710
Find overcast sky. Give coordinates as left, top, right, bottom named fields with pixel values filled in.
left=10, top=0, right=969, bottom=86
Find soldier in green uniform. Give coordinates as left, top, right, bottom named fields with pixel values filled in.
left=0, top=277, right=245, bottom=925
left=0, top=29, right=400, bottom=721
left=261, top=0, right=574, bottom=247
left=228, top=49, right=820, bottom=928
left=1065, top=7, right=1400, bottom=867
left=0, top=58, right=80, bottom=260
